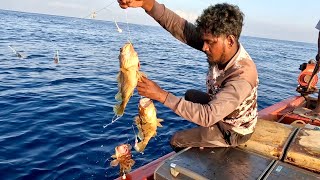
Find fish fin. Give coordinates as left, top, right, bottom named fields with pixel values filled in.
left=115, top=92, right=122, bottom=101
left=152, top=131, right=157, bottom=138
left=134, top=116, right=143, bottom=140
left=129, top=159, right=135, bottom=167
left=116, top=72, right=121, bottom=82
left=157, top=119, right=163, bottom=127
left=110, top=160, right=119, bottom=167
left=137, top=71, right=147, bottom=81
left=134, top=136, right=152, bottom=152
left=113, top=104, right=124, bottom=116
left=127, top=144, right=132, bottom=150
left=137, top=132, right=143, bottom=141
left=134, top=116, right=139, bottom=125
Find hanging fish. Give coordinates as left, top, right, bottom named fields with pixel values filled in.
left=134, top=98, right=163, bottom=152
left=54, top=50, right=59, bottom=64
left=110, top=144, right=135, bottom=176
left=113, top=42, right=145, bottom=116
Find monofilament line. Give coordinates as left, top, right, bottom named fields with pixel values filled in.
left=103, top=114, right=122, bottom=128
left=81, top=1, right=116, bottom=20
left=125, top=9, right=132, bottom=42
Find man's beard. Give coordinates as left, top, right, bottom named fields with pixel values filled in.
left=207, top=58, right=217, bottom=67
left=206, top=46, right=226, bottom=68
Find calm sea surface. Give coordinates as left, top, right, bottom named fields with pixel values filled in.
left=0, top=9, right=317, bottom=179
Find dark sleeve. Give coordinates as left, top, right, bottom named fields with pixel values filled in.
left=147, top=2, right=203, bottom=51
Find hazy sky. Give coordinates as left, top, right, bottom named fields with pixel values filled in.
left=1, top=0, right=319, bottom=43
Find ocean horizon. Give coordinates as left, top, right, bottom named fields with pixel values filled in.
left=0, top=8, right=316, bottom=45
left=0, top=9, right=318, bottom=179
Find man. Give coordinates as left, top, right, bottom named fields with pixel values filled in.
left=316, top=20, right=320, bottom=61
left=117, top=0, right=258, bottom=151
left=306, top=20, right=320, bottom=115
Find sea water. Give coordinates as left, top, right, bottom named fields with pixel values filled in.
left=0, top=9, right=317, bottom=179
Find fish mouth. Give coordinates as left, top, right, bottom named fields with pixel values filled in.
left=120, top=42, right=134, bottom=54
left=140, top=98, right=152, bottom=108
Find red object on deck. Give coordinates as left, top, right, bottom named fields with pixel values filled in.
left=258, top=96, right=304, bottom=120
left=258, top=95, right=320, bottom=126
left=297, top=63, right=318, bottom=87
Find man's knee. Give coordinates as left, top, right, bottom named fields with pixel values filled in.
left=170, top=134, right=184, bottom=152
left=184, top=89, right=196, bottom=101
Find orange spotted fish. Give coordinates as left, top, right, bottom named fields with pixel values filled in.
left=134, top=98, right=163, bottom=152
left=114, top=42, right=145, bottom=116
left=110, top=144, right=135, bottom=176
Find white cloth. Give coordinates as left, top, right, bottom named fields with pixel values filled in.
left=316, top=20, right=320, bottom=30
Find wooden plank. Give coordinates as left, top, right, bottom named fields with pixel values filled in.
left=284, top=128, right=320, bottom=173
left=238, top=119, right=295, bottom=159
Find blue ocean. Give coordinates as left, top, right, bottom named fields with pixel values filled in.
left=0, top=9, right=317, bottom=179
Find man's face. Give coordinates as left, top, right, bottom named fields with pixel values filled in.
left=201, top=32, right=228, bottom=66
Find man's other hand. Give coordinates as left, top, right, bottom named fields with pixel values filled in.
left=137, top=76, right=168, bottom=103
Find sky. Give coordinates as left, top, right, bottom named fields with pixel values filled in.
left=0, top=0, right=319, bottom=43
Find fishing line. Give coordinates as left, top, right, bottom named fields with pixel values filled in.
left=47, top=1, right=118, bottom=64
left=102, top=6, right=123, bottom=33
left=8, top=45, right=25, bottom=59
left=76, top=1, right=116, bottom=20
left=125, top=9, right=132, bottom=43
left=103, top=114, right=123, bottom=128
left=45, top=35, right=60, bottom=63
left=131, top=124, right=139, bottom=144
left=71, top=1, right=123, bottom=34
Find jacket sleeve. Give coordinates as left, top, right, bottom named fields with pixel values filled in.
left=147, top=2, right=203, bottom=51
left=163, top=79, right=253, bottom=127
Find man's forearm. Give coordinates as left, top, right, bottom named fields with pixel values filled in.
left=142, top=0, right=155, bottom=12
left=146, top=2, right=203, bottom=51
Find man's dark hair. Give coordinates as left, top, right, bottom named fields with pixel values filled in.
left=196, top=3, right=244, bottom=40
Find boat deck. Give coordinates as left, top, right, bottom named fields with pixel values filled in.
left=154, top=147, right=319, bottom=180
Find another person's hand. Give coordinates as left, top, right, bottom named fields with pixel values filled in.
left=117, top=0, right=155, bottom=11
left=137, top=76, right=168, bottom=103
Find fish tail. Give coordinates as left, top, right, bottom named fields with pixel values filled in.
left=134, top=141, right=148, bottom=152
left=113, top=104, right=124, bottom=116
left=134, top=136, right=152, bottom=152
left=115, top=92, right=122, bottom=101
left=134, top=116, right=144, bottom=140
left=110, top=159, right=119, bottom=167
